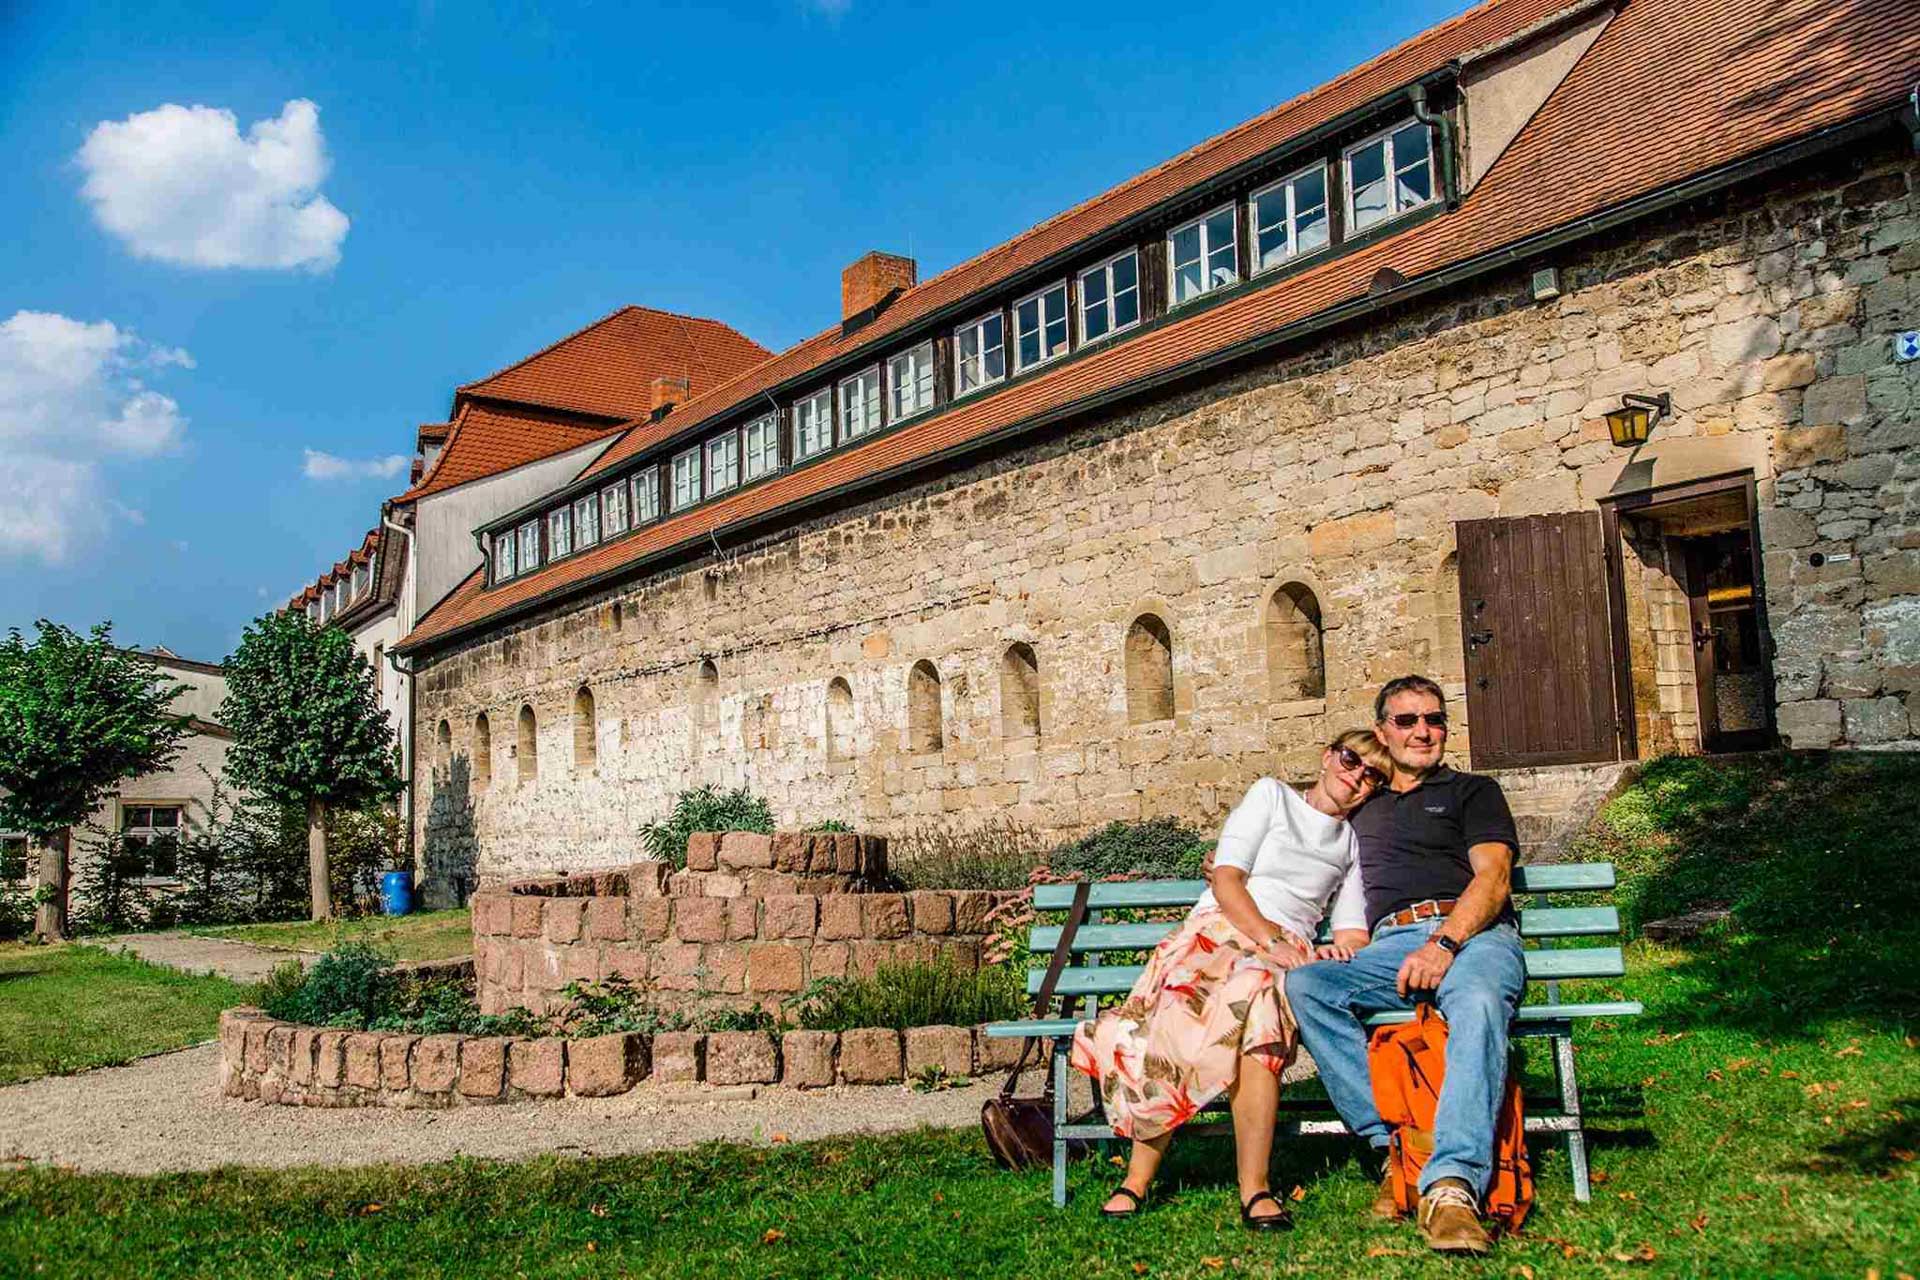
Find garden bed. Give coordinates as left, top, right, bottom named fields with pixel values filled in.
left=217, top=1007, right=1022, bottom=1106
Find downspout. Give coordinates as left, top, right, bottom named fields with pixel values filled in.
left=1409, top=80, right=1461, bottom=209
left=1904, top=83, right=1919, bottom=154
left=381, top=510, right=418, bottom=866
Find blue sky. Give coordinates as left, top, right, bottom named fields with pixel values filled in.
left=0, top=0, right=1464, bottom=662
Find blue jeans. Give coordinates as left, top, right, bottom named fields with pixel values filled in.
left=1285, top=921, right=1526, bottom=1198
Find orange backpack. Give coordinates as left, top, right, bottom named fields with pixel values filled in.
left=1367, top=1004, right=1534, bottom=1232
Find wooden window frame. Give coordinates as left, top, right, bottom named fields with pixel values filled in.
left=744, top=412, right=780, bottom=481
left=1342, top=118, right=1435, bottom=235
left=1167, top=203, right=1240, bottom=308
left=670, top=447, right=701, bottom=511
left=793, top=387, right=833, bottom=461
left=572, top=493, right=600, bottom=550
left=631, top=466, right=660, bottom=525
left=601, top=482, right=629, bottom=537
left=705, top=431, right=741, bottom=496
left=952, top=310, right=1007, bottom=399
left=1250, top=160, right=1332, bottom=275
left=1012, top=280, right=1071, bottom=374
left=548, top=505, right=573, bottom=559
left=1076, top=249, right=1141, bottom=347
left=516, top=519, right=541, bottom=573
left=119, top=800, right=188, bottom=881
left=886, top=341, right=936, bottom=422
left=838, top=366, right=882, bottom=443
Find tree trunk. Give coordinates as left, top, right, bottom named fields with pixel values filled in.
left=33, top=827, right=71, bottom=942
left=308, top=797, right=332, bottom=921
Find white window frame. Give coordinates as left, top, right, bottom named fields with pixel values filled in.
left=952, top=310, right=1006, bottom=398
left=1342, top=118, right=1435, bottom=235
left=631, top=467, right=659, bottom=524
left=548, top=505, right=572, bottom=559
left=573, top=494, right=600, bottom=549
left=601, top=482, right=628, bottom=537
left=744, top=413, right=779, bottom=481
left=705, top=432, right=741, bottom=495
left=792, top=388, right=833, bottom=461
left=517, top=520, right=540, bottom=572
left=493, top=533, right=515, bottom=582
left=120, top=802, right=185, bottom=880
left=1076, top=249, right=1141, bottom=346
left=1250, top=161, right=1332, bottom=274
left=1012, top=281, right=1071, bottom=373
left=671, top=447, right=701, bottom=511
left=1167, top=203, right=1240, bottom=308
left=838, top=366, right=881, bottom=442
left=350, top=563, right=370, bottom=600
left=305, top=599, right=320, bottom=621
left=886, top=342, right=936, bottom=422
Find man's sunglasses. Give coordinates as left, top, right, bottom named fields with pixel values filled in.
left=1385, top=711, right=1449, bottom=730
left=1334, top=746, right=1389, bottom=789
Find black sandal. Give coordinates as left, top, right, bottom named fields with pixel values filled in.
left=1101, top=1186, right=1147, bottom=1219
left=1240, top=1189, right=1293, bottom=1232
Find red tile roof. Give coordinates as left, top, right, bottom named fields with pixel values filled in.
left=395, top=401, right=625, bottom=502
left=400, top=0, right=1918, bottom=654
left=458, top=305, right=773, bottom=422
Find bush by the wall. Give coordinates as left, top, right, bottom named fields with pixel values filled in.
left=889, top=817, right=1050, bottom=891
left=1047, top=816, right=1211, bottom=880
left=786, top=958, right=1025, bottom=1032
left=640, top=786, right=774, bottom=869
left=262, top=942, right=396, bottom=1028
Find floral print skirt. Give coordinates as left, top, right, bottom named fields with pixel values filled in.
left=1068, top=908, right=1299, bottom=1141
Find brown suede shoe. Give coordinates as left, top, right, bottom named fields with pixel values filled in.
left=1370, top=1166, right=1401, bottom=1220
left=1417, top=1179, right=1492, bottom=1255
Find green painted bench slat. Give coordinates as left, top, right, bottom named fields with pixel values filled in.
left=1028, top=862, right=1615, bottom=911
left=1028, top=945, right=1624, bottom=996
left=1027, top=905, right=1621, bottom=954
left=984, top=1001, right=1646, bottom=1040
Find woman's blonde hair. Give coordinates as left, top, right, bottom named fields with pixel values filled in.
left=1329, top=727, right=1392, bottom=772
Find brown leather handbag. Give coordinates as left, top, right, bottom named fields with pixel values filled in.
left=982, top=880, right=1092, bottom=1170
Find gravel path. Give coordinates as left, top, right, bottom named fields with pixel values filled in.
left=0, top=1043, right=1008, bottom=1176
left=98, top=933, right=316, bottom=984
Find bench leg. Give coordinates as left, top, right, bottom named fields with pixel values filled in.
left=1052, top=1043, right=1070, bottom=1208
left=1552, top=1033, right=1592, bottom=1203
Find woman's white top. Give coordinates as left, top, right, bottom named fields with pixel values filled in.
left=1193, top=777, right=1366, bottom=944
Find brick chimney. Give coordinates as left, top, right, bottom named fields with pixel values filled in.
left=841, top=251, right=917, bottom=322
left=650, top=375, right=692, bottom=419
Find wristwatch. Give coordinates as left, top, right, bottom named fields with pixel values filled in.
left=1432, top=934, right=1463, bottom=956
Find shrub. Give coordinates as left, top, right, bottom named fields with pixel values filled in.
left=1047, top=816, right=1211, bottom=880
left=552, top=974, right=776, bottom=1037
left=262, top=941, right=396, bottom=1027
left=640, top=785, right=774, bottom=869
left=371, top=974, right=540, bottom=1037
left=0, top=880, right=29, bottom=942
left=786, top=958, right=1025, bottom=1032
left=890, top=817, right=1050, bottom=890
left=804, top=819, right=853, bottom=833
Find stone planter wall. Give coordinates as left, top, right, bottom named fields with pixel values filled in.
left=219, top=1007, right=1024, bottom=1108
left=470, top=833, right=1016, bottom=1017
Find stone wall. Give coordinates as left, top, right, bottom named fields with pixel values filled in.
left=219, top=1008, right=1023, bottom=1107
left=413, top=138, right=1919, bottom=890
left=470, top=836, right=1014, bottom=1017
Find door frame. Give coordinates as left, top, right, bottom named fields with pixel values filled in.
left=1596, top=468, right=1777, bottom=755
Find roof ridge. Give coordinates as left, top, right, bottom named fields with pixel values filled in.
left=394, top=400, right=473, bottom=502
left=455, top=305, right=641, bottom=396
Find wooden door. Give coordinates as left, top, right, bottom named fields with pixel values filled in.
left=1681, top=543, right=1722, bottom=746
left=1455, top=513, right=1621, bottom=769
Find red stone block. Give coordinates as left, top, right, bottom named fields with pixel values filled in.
left=413, top=1034, right=462, bottom=1093
left=459, top=1036, right=511, bottom=1099
left=509, top=1038, right=565, bottom=1097
left=726, top=897, right=760, bottom=940
left=781, top=1030, right=837, bottom=1088
left=243, top=1022, right=273, bottom=1075
left=381, top=1035, right=418, bottom=1090
left=863, top=894, right=910, bottom=939
left=627, top=861, right=670, bottom=896
left=561, top=943, right=600, bottom=986
left=862, top=835, right=889, bottom=879
left=602, top=946, right=648, bottom=984
left=770, top=831, right=805, bottom=873
left=315, top=1030, right=351, bottom=1088
left=545, top=897, right=587, bottom=944
left=746, top=943, right=805, bottom=993
left=265, top=1024, right=295, bottom=1077
left=344, top=1033, right=384, bottom=1089
left=472, top=892, right=512, bottom=936
left=805, top=833, right=838, bottom=874
left=652, top=1032, right=704, bottom=1083
left=763, top=894, right=817, bottom=939
left=905, top=1025, right=973, bottom=1077
left=719, top=831, right=774, bottom=870
left=952, top=891, right=998, bottom=934
left=833, top=833, right=860, bottom=874
left=686, top=832, right=720, bottom=871
left=651, top=942, right=704, bottom=992
left=975, top=1027, right=1026, bottom=1071
left=818, top=895, right=863, bottom=940
left=838, top=1028, right=902, bottom=1084
left=706, top=1031, right=779, bottom=1085
left=704, top=943, right=747, bottom=994
left=675, top=897, right=728, bottom=942
left=568, top=1033, right=645, bottom=1096
left=586, top=898, right=627, bottom=941
left=288, top=1028, right=319, bottom=1086
left=631, top=897, right=672, bottom=941
left=511, top=895, right=544, bottom=938
left=810, top=942, right=851, bottom=980
left=908, top=891, right=955, bottom=935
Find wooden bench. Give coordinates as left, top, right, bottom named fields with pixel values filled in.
left=984, top=862, right=1642, bottom=1207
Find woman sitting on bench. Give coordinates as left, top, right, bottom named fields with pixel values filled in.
left=1070, top=729, right=1388, bottom=1229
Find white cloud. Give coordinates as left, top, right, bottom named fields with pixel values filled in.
left=0, top=310, right=192, bottom=564
left=77, top=99, right=350, bottom=272
left=302, top=448, right=408, bottom=482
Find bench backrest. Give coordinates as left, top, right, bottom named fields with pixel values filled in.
left=1026, top=862, right=1623, bottom=1001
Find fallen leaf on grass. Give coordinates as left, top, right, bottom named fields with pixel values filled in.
left=771, top=1133, right=790, bottom=1144
left=1643, top=1032, right=1688, bottom=1046
left=1132, top=1264, right=1150, bottom=1275
left=1110, top=1155, right=1128, bottom=1168
left=1689, top=1212, right=1709, bottom=1233
left=1515, top=1266, right=1536, bottom=1279
left=1366, top=1246, right=1409, bottom=1258
left=1609, top=1243, right=1658, bottom=1264
left=360, top=1204, right=383, bottom=1215
left=585, top=1242, right=597, bottom=1254
left=1842, top=1099, right=1871, bottom=1111
left=761, top=1230, right=785, bottom=1246
left=1781, top=1070, right=1800, bottom=1079
left=1591, top=1171, right=1611, bottom=1185
left=1200, top=1257, right=1225, bottom=1270
left=1288, top=1185, right=1307, bottom=1202
left=1616, top=1191, right=1639, bottom=1203
left=589, top=1204, right=608, bottom=1218
left=1705, top=1069, right=1723, bottom=1082
left=1836, top=1044, right=1863, bottom=1058
left=1889, top=1149, right=1917, bottom=1163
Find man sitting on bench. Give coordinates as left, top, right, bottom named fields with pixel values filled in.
left=1212, top=674, right=1525, bottom=1256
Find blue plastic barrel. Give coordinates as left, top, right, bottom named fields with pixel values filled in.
left=380, top=870, right=415, bottom=916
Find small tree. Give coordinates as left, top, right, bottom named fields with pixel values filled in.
left=0, top=621, right=189, bottom=941
left=222, top=611, right=401, bottom=920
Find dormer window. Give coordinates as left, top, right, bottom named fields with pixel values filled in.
left=517, top=519, right=540, bottom=572
left=744, top=413, right=779, bottom=481
left=351, top=562, right=370, bottom=600
left=1078, top=250, right=1140, bottom=344
left=548, top=505, right=572, bottom=558
left=573, top=494, right=600, bottom=549
left=671, top=447, right=701, bottom=511
left=631, top=466, right=659, bottom=524
left=954, top=311, right=1005, bottom=396
left=493, top=532, right=515, bottom=583
left=1169, top=205, right=1238, bottom=306
left=706, top=432, right=741, bottom=495
left=602, top=482, right=628, bottom=537
left=793, top=388, right=832, bottom=461
left=306, top=599, right=320, bottom=622
left=1251, top=162, right=1330, bottom=272
left=887, top=342, right=935, bottom=421
left=1344, top=119, right=1433, bottom=234
left=839, top=367, right=881, bottom=442
left=1013, top=281, right=1070, bottom=372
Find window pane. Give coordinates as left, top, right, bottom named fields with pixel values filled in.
left=1015, top=296, right=1042, bottom=368
left=1111, top=253, right=1139, bottom=329
left=1297, top=203, right=1329, bottom=254
left=1296, top=167, right=1327, bottom=214
left=549, top=507, right=572, bottom=558
left=518, top=521, right=540, bottom=569
left=1171, top=223, right=1202, bottom=301
left=150, top=807, right=179, bottom=828
left=632, top=469, right=658, bottom=522
left=494, top=534, right=515, bottom=581
left=1349, top=140, right=1388, bottom=230
left=574, top=496, right=599, bottom=548
left=1393, top=123, right=1430, bottom=171
left=603, top=484, right=627, bottom=536
left=672, top=451, right=700, bottom=509
left=1396, top=159, right=1432, bottom=208
left=1205, top=209, right=1238, bottom=288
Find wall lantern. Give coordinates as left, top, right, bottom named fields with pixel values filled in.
left=1604, top=392, right=1670, bottom=448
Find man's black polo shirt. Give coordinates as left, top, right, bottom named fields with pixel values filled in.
left=1348, top=765, right=1520, bottom=931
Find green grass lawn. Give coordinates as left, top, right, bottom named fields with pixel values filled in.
left=185, top=907, right=473, bottom=962
left=0, top=944, right=252, bottom=1085
left=1, top=753, right=1915, bottom=1277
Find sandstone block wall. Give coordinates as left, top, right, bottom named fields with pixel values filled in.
left=413, top=139, right=1920, bottom=891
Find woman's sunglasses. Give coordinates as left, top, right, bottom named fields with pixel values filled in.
left=1334, top=746, right=1389, bottom=790
left=1385, top=711, right=1449, bottom=730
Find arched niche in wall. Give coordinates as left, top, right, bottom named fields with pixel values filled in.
left=516, top=704, right=538, bottom=786
left=1125, top=614, right=1175, bottom=725
left=472, top=712, right=492, bottom=790
left=907, top=660, right=943, bottom=754
left=1266, top=581, right=1327, bottom=701
left=826, top=677, right=855, bottom=761
left=1000, top=642, right=1041, bottom=740
left=573, top=686, right=597, bottom=773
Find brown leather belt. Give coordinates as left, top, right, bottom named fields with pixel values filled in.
left=1380, top=898, right=1459, bottom=929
